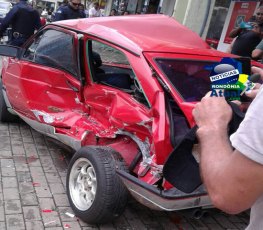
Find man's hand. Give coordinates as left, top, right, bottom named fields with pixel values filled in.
left=192, top=93, right=232, bottom=132
left=245, top=66, right=263, bottom=99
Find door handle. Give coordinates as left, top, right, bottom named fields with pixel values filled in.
left=66, top=80, right=79, bottom=92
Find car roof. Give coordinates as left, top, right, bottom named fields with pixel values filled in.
left=53, top=14, right=210, bottom=55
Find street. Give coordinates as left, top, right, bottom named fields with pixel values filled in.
left=0, top=120, right=250, bottom=230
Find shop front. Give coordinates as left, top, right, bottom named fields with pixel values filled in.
left=108, top=0, right=177, bottom=15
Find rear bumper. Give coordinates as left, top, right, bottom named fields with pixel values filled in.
left=117, top=170, right=212, bottom=211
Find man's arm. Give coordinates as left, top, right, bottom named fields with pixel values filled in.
left=193, top=94, right=263, bottom=214
left=252, top=49, right=263, bottom=59
left=252, top=40, right=263, bottom=60
left=197, top=122, right=263, bottom=214
left=229, top=28, right=242, bottom=38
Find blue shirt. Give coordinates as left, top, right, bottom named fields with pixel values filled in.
left=0, top=1, right=41, bottom=37
left=54, top=5, right=85, bottom=21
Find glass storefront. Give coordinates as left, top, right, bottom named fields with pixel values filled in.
left=111, top=0, right=161, bottom=15
left=205, top=0, right=231, bottom=49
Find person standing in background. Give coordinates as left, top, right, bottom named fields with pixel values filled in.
left=78, top=4, right=86, bottom=18
left=230, top=22, right=262, bottom=58
left=226, top=6, right=263, bottom=58
left=89, top=2, right=101, bottom=18
left=0, top=0, right=41, bottom=46
left=109, top=9, right=117, bottom=16
left=54, top=0, right=85, bottom=21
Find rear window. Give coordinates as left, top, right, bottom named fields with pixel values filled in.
left=155, top=58, right=213, bottom=102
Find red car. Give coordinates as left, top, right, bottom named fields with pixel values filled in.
left=0, top=15, right=259, bottom=224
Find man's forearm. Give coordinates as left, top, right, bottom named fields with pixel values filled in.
left=197, top=127, right=245, bottom=213
left=229, top=28, right=242, bottom=38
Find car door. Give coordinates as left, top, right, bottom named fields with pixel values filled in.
left=4, top=28, right=84, bottom=127
left=84, top=39, right=151, bottom=131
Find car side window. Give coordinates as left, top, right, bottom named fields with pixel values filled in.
left=87, top=40, right=150, bottom=107
left=23, top=29, right=78, bottom=77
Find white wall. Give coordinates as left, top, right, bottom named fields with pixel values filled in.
left=173, top=0, right=216, bottom=39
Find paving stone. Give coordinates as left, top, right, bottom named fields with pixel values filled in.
left=45, top=172, right=62, bottom=183
left=35, top=186, right=52, bottom=198
left=234, top=222, right=248, bottom=229
left=2, top=177, right=17, bottom=188
left=1, top=159, right=14, bottom=168
left=0, top=150, right=12, bottom=158
left=39, top=198, right=56, bottom=210
left=124, top=208, right=147, bottom=230
left=213, top=213, right=237, bottom=229
left=29, top=166, right=44, bottom=177
left=0, top=137, right=11, bottom=151
left=12, top=145, right=26, bottom=156
left=53, top=194, right=69, bottom=207
left=19, top=182, right=34, bottom=193
left=82, top=227, right=99, bottom=230
left=3, top=187, right=20, bottom=200
left=9, top=125, right=20, bottom=134
left=157, top=216, right=179, bottom=230
left=17, top=171, right=32, bottom=182
left=62, top=221, right=81, bottom=229
left=42, top=211, right=61, bottom=228
left=37, top=147, right=50, bottom=156
left=44, top=228, right=63, bottom=230
left=112, top=215, right=132, bottom=229
left=50, top=183, right=65, bottom=194
left=23, top=206, right=41, bottom=220
left=0, top=197, right=5, bottom=222
left=22, top=135, right=34, bottom=142
left=0, top=130, right=9, bottom=136
left=1, top=167, right=16, bottom=177
left=25, top=221, right=44, bottom=230
left=0, top=222, right=6, bottom=230
left=99, top=223, right=117, bottom=230
left=5, top=200, right=22, bottom=214
left=205, top=223, right=224, bottom=230
left=14, top=163, right=30, bottom=172
left=24, top=143, right=38, bottom=157
left=27, top=158, right=41, bottom=167
left=20, top=193, right=38, bottom=206
left=58, top=172, right=67, bottom=187
left=39, top=156, right=57, bottom=172
left=57, top=207, right=79, bottom=223
left=6, top=214, right=25, bottom=230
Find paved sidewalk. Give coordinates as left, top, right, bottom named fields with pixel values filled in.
left=0, top=121, right=250, bottom=230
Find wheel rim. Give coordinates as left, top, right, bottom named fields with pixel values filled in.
left=69, top=157, right=97, bottom=211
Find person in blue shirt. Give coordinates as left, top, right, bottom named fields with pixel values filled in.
left=54, top=0, right=85, bottom=21
left=0, top=0, right=41, bottom=47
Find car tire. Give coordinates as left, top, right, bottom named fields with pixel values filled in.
left=66, top=146, right=129, bottom=224
left=0, top=81, right=18, bottom=122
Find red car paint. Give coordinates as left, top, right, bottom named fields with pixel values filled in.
left=1, top=15, right=262, bottom=215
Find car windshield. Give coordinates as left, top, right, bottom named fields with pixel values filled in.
left=155, top=58, right=213, bottom=102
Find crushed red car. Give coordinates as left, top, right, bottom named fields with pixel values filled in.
left=0, top=15, right=260, bottom=224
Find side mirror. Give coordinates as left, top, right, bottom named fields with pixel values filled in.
left=0, top=44, right=19, bottom=58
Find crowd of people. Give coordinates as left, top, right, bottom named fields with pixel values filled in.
left=226, top=6, right=263, bottom=62
left=0, top=0, right=132, bottom=46
left=42, top=1, right=130, bottom=22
